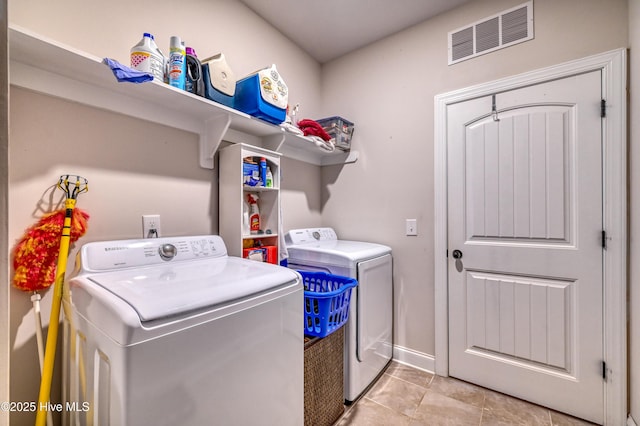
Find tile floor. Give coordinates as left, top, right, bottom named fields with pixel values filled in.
left=334, top=361, right=598, bottom=426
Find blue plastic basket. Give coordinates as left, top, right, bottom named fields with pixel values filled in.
left=299, top=271, right=358, bottom=338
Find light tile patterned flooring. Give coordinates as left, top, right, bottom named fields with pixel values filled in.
left=334, top=361, right=598, bottom=426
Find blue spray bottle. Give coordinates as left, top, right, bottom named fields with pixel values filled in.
left=168, top=36, right=186, bottom=90
left=260, top=157, right=268, bottom=187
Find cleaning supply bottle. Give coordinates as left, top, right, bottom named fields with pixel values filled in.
left=168, top=36, right=186, bottom=90
left=185, top=47, right=204, bottom=96
left=242, top=196, right=250, bottom=235
left=130, top=33, right=165, bottom=81
left=247, top=193, right=260, bottom=234
left=265, top=167, right=273, bottom=188
left=260, top=158, right=268, bottom=187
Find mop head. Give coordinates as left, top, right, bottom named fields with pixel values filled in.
left=12, top=208, right=90, bottom=292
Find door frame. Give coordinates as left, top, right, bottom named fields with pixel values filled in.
left=433, top=49, right=627, bottom=425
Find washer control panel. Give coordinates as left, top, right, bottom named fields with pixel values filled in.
left=284, top=228, right=338, bottom=245
left=80, top=235, right=228, bottom=272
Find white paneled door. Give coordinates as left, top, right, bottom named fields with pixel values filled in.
left=447, top=71, right=603, bottom=424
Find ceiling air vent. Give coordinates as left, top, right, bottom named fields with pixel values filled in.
left=448, top=1, right=534, bottom=65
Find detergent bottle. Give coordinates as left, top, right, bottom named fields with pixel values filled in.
left=247, top=193, right=260, bottom=234
left=130, top=33, right=166, bottom=81
left=265, top=167, right=273, bottom=188
left=185, top=47, right=204, bottom=96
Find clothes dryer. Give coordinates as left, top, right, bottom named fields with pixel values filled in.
left=285, top=228, right=392, bottom=403
left=63, top=235, right=302, bottom=426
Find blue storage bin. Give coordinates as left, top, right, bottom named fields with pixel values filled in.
left=234, top=65, right=287, bottom=124
left=202, top=62, right=235, bottom=108
left=316, top=116, right=355, bottom=151
left=299, top=271, right=357, bottom=338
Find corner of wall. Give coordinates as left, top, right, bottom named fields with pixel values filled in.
left=628, top=0, right=640, bottom=421
left=1, top=0, right=10, bottom=422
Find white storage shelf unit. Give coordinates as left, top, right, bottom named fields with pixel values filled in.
left=219, top=144, right=281, bottom=261
left=8, top=25, right=359, bottom=168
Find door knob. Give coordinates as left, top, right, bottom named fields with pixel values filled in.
left=452, top=250, right=463, bottom=259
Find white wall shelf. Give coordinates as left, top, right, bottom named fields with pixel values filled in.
left=219, top=144, right=282, bottom=262
left=8, top=25, right=358, bottom=169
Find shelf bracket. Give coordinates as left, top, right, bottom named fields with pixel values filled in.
left=321, top=150, right=359, bottom=166
left=263, top=132, right=286, bottom=152
left=200, top=113, right=232, bottom=169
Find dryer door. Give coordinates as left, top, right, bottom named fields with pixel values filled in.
left=356, top=254, right=393, bottom=364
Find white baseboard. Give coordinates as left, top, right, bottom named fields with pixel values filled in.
left=392, top=345, right=435, bottom=374
left=628, top=414, right=638, bottom=426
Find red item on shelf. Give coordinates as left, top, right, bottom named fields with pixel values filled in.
left=297, top=119, right=332, bottom=141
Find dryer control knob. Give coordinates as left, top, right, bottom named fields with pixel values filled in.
left=159, top=243, right=177, bottom=261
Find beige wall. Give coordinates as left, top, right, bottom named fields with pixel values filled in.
left=9, top=0, right=322, bottom=115
left=320, top=0, right=628, bottom=359
left=7, top=0, right=323, bottom=424
left=629, top=0, right=640, bottom=422
left=5, top=0, right=637, bottom=423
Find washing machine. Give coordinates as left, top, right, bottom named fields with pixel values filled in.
left=284, top=227, right=393, bottom=403
left=62, top=235, right=303, bottom=426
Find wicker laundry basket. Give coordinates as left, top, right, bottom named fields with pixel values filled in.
left=304, top=327, right=345, bottom=426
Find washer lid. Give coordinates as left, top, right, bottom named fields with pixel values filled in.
left=85, top=257, right=299, bottom=322
left=286, top=240, right=391, bottom=268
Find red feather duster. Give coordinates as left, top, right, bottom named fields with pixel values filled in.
left=12, top=208, right=89, bottom=292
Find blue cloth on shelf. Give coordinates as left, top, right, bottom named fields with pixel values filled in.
left=102, top=58, right=154, bottom=83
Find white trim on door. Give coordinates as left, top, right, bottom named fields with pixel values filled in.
left=434, top=49, right=627, bottom=425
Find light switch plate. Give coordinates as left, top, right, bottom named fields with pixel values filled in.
left=406, top=219, right=417, bottom=236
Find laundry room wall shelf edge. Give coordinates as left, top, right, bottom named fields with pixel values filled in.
left=8, top=25, right=359, bottom=169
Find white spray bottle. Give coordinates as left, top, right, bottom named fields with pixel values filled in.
left=242, top=196, right=250, bottom=235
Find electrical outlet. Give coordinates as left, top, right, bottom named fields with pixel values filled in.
left=406, top=219, right=418, bottom=236
left=142, top=215, right=161, bottom=238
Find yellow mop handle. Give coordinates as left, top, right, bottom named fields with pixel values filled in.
left=35, top=198, right=76, bottom=426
